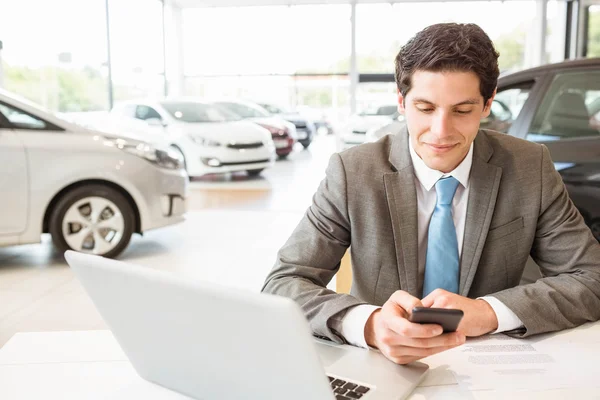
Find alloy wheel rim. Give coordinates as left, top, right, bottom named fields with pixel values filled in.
left=62, top=196, right=125, bottom=255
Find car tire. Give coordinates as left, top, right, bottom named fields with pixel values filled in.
left=278, top=153, right=289, bottom=160
left=246, top=169, right=264, bottom=177
left=301, top=141, right=311, bottom=149
left=49, top=184, right=135, bottom=259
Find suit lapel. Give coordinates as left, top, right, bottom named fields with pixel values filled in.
left=459, top=132, right=503, bottom=296
left=384, top=130, right=420, bottom=297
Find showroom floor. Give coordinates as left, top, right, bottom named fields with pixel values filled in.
left=0, top=135, right=339, bottom=347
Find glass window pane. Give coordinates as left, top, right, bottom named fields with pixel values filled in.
left=0, top=0, right=108, bottom=112
left=109, top=0, right=165, bottom=101
left=356, top=1, right=539, bottom=75
left=527, top=71, right=600, bottom=141
left=182, top=5, right=350, bottom=76
left=135, top=105, right=162, bottom=121
left=485, top=84, right=533, bottom=133
left=0, top=103, right=47, bottom=129
left=586, top=5, right=600, bottom=58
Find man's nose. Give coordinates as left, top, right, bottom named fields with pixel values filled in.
left=431, top=112, right=452, bottom=139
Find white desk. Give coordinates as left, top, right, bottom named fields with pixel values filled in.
left=1, top=324, right=599, bottom=400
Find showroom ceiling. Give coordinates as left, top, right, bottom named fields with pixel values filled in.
left=172, top=0, right=524, bottom=8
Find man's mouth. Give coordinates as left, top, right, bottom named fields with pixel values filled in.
left=425, top=143, right=457, bottom=153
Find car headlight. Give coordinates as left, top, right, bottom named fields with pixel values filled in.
left=191, top=136, right=221, bottom=147
left=121, top=142, right=183, bottom=170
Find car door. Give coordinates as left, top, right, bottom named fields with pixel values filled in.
left=0, top=103, right=29, bottom=235
left=520, top=68, right=600, bottom=242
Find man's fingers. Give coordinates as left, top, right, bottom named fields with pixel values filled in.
left=387, top=343, right=462, bottom=360
left=385, top=331, right=466, bottom=348
left=385, top=315, right=443, bottom=338
left=389, top=290, right=424, bottom=314
left=420, top=296, right=435, bottom=308
left=421, top=289, right=452, bottom=309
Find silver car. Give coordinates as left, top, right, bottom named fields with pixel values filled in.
left=0, top=89, right=188, bottom=258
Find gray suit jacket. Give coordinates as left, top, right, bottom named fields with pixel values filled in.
left=261, top=129, right=600, bottom=343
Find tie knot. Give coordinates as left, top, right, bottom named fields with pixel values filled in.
left=435, top=176, right=460, bottom=205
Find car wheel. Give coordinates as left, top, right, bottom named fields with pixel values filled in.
left=301, top=142, right=311, bottom=149
left=278, top=153, right=289, bottom=160
left=246, top=169, right=264, bottom=177
left=49, top=184, right=135, bottom=258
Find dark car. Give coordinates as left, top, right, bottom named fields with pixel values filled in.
left=494, top=58, right=600, bottom=242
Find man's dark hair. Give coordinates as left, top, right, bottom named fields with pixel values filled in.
left=395, top=23, right=500, bottom=105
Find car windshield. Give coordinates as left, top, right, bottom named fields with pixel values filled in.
left=214, top=102, right=271, bottom=118
left=161, top=102, right=242, bottom=123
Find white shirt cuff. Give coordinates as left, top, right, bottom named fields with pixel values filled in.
left=480, top=296, right=524, bottom=333
left=331, top=305, right=380, bottom=348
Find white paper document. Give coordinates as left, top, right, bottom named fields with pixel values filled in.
left=449, top=329, right=600, bottom=391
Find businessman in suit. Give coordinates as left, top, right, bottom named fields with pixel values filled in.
left=262, top=23, right=600, bottom=365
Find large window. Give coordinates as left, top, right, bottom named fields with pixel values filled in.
left=585, top=4, right=600, bottom=57
left=0, top=0, right=109, bottom=112
left=108, top=0, right=165, bottom=102
left=181, top=4, right=351, bottom=121
left=356, top=1, right=544, bottom=75
left=182, top=5, right=350, bottom=76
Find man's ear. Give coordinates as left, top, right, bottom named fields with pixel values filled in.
left=398, top=90, right=406, bottom=114
left=482, top=88, right=497, bottom=118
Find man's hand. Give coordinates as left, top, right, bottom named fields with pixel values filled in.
left=364, top=290, right=465, bottom=365
left=421, top=289, right=499, bottom=337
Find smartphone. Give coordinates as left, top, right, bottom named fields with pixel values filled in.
left=409, top=307, right=464, bottom=332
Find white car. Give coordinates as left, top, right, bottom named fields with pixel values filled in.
left=341, top=104, right=402, bottom=148
left=111, top=100, right=276, bottom=177
left=0, top=89, right=187, bottom=258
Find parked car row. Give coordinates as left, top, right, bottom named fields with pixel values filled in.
left=111, top=100, right=277, bottom=178
left=109, top=98, right=320, bottom=179
left=0, top=91, right=327, bottom=260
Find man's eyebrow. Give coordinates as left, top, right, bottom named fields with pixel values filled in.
left=412, top=98, right=435, bottom=105
left=453, top=99, right=480, bottom=107
left=412, top=98, right=481, bottom=107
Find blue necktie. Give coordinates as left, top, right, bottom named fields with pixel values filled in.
left=423, top=176, right=460, bottom=298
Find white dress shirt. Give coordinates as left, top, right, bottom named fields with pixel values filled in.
left=330, top=139, right=524, bottom=348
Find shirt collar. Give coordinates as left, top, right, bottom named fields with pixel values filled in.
left=408, top=138, right=473, bottom=191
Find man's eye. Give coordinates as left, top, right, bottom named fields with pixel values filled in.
left=417, top=108, right=434, bottom=113
left=455, top=110, right=472, bottom=115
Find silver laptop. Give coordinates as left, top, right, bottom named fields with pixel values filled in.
left=65, top=250, right=428, bottom=400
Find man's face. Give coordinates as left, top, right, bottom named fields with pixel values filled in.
left=398, top=70, right=494, bottom=173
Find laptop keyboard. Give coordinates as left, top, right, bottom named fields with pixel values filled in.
left=328, top=375, right=371, bottom=399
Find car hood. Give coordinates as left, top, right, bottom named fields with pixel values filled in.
left=60, top=112, right=168, bottom=144
left=245, top=116, right=288, bottom=130
left=179, top=120, right=271, bottom=143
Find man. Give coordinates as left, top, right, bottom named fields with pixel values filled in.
left=262, top=23, right=600, bottom=365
